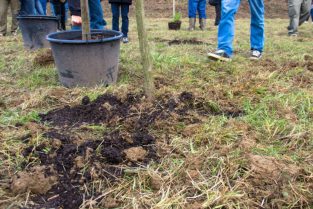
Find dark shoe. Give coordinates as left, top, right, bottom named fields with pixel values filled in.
left=208, top=50, right=231, bottom=62
left=250, top=50, right=262, bottom=60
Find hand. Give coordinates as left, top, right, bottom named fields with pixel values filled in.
left=71, top=15, right=82, bottom=25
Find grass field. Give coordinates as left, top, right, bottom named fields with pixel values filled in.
left=0, top=18, right=313, bottom=209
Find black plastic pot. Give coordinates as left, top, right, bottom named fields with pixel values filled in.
left=17, top=15, right=58, bottom=50
left=168, top=21, right=182, bottom=30
left=47, top=30, right=123, bottom=88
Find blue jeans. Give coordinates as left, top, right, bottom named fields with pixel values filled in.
left=217, top=0, right=265, bottom=56
left=188, top=0, right=207, bottom=18
left=111, top=3, right=129, bottom=37
left=39, top=0, right=46, bottom=15
left=311, top=7, right=313, bottom=20
left=19, top=0, right=35, bottom=15
left=35, top=0, right=45, bottom=15
left=72, top=0, right=106, bottom=30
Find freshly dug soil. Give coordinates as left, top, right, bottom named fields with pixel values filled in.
left=40, top=92, right=243, bottom=128
left=18, top=92, right=244, bottom=208
left=154, top=37, right=208, bottom=46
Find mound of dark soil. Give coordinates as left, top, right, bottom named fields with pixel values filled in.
left=21, top=129, right=157, bottom=209
left=40, top=92, right=243, bottom=128
left=154, top=38, right=208, bottom=46
left=18, top=92, right=244, bottom=208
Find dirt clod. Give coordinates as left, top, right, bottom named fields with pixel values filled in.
left=11, top=166, right=57, bottom=195
left=248, top=154, right=301, bottom=180
left=33, top=49, right=54, bottom=66
left=150, top=175, right=163, bottom=190
left=124, top=147, right=147, bottom=161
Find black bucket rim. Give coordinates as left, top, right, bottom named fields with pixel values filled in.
left=17, top=15, right=58, bottom=21
left=47, top=29, right=123, bottom=44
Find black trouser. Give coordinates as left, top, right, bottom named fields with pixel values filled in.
left=214, top=3, right=221, bottom=25
left=52, top=1, right=66, bottom=30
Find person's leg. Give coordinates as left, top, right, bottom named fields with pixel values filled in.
left=50, top=2, right=56, bottom=16
left=188, top=0, right=197, bottom=18
left=20, top=0, right=36, bottom=15
left=198, top=0, right=207, bottom=29
left=10, top=0, right=20, bottom=34
left=249, top=0, right=265, bottom=53
left=60, top=2, right=66, bottom=30
left=35, top=0, right=45, bottom=15
left=121, top=4, right=129, bottom=37
left=198, top=0, right=207, bottom=18
left=39, top=0, right=46, bottom=15
left=288, top=0, right=302, bottom=34
left=214, top=4, right=221, bottom=26
left=217, top=0, right=241, bottom=56
left=111, top=3, right=120, bottom=31
left=188, top=0, right=197, bottom=30
left=299, top=0, right=311, bottom=26
left=0, top=0, right=9, bottom=36
left=53, top=1, right=64, bottom=30
left=64, top=1, right=68, bottom=21
left=311, top=6, right=313, bottom=21
left=89, top=0, right=106, bottom=30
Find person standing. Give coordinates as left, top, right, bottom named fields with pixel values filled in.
left=208, top=0, right=265, bottom=61
left=0, top=0, right=20, bottom=36
left=288, top=0, right=312, bottom=36
left=68, top=0, right=107, bottom=30
left=109, top=0, right=132, bottom=43
left=188, top=0, right=207, bottom=30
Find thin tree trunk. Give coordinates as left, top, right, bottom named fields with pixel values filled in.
left=81, top=0, right=91, bottom=40
left=173, top=0, right=175, bottom=18
left=135, top=0, right=155, bottom=100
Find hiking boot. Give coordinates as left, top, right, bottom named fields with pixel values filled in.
left=122, top=37, right=129, bottom=43
left=208, top=50, right=231, bottom=62
left=188, top=18, right=196, bottom=31
left=250, top=50, right=262, bottom=60
left=199, top=18, right=206, bottom=30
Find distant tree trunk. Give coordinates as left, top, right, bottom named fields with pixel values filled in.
left=81, top=0, right=91, bottom=40
left=135, top=0, right=155, bottom=100
left=173, top=0, right=175, bottom=18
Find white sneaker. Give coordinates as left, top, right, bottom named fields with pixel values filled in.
left=122, top=37, right=129, bottom=43
left=250, top=50, right=262, bottom=60
left=208, top=50, right=232, bottom=62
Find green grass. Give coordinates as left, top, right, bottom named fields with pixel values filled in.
left=0, top=18, right=313, bottom=208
